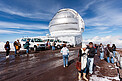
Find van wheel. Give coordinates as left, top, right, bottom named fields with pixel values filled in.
left=34, top=47, right=37, bottom=52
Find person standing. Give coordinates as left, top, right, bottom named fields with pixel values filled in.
left=46, top=40, right=51, bottom=50
left=112, top=44, right=116, bottom=57
left=99, top=43, right=105, bottom=60
left=60, top=44, right=69, bottom=68
left=87, top=42, right=95, bottom=75
left=17, top=40, right=21, bottom=54
left=106, top=44, right=114, bottom=63
left=95, top=44, right=98, bottom=54
left=4, top=41, right=10, bottom=59
left=78, top=43, right=89, bottom=81
left=52, top=41, right=55, bottom=51
left=25, top=39, right=30, bottom=54
left=13, top=41, right=18, bottom=55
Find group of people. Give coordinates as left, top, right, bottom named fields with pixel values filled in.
left=98, top=43, right=116, bottom=64
left=4, top=39, right=117, bottom=81
left=78, top=42, right=95, bottom=81
left=60, top=42, right=117, bottom=81
left=46, top=40, right=56, bottom=51
left=4, top=39, right=30, bottom=59
left=60, top=42, right=95, bottom=81
left=4, top=39, right=57, bottom=59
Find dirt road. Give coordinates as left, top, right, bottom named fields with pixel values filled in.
left=0, top=47, right=121, bottom=81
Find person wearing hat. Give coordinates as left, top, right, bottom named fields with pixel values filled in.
left=78, top=43, right=89, bottom=81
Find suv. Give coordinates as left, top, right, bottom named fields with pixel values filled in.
left=55, top=39, right=65, bottom=49
left=44, top=39, right=64, bottom=49
left=20, top=38, right=46, bottom=51
left=63, top=41, right=74, bottom=47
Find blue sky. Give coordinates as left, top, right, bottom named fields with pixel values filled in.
left=0, top=0, right=122, bottom=42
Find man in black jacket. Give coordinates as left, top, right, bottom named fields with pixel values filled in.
left=87, top=42, right=95, bottom=75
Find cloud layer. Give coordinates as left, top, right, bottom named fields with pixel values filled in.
left=84, top=35, right=122, bottom=48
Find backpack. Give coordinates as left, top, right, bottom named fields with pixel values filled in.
left=24, top=43, right=29, bottom=49
left=16, top=46, right=19, bottom=50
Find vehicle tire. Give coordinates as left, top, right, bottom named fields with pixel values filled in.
left=57, top=45, right=60, bottom=49
left=34, top=46, right=37, bottom=52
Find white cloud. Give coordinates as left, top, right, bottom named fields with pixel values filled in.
left=83, top=35, right=122, bottom=48
left=0, top=30, right=18, bottom=34
left=0, top=21, right=48, bottom=29
left=79, top=0, right=97, bottom=15
left=0, top=7, right=52, bottom=20
left=81, top=0, right=122, bottom=35
left=98, top=31, right=112, bottom=34
left=84, top=1, right=122, bottom=27
left=0, top=1, right=59, bottom=20
left=0, top=29, right=47, bottom=34
left=94, top=27, right=109, bottom=30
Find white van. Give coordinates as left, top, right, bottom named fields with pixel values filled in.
left=44, top=38, right=64, bottom=49
left=20, top=38, right=46, bottom=51
left=63, top=41, right=74, bottom=47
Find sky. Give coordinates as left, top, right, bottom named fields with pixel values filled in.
left=0, top=0, right=122, bottom=47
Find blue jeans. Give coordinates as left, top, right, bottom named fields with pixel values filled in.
left=87, top=58, right=94, bottom=74
left=15, top=47, right=17, bottom=54
left=95, top=49, right=97, bottom=54
left=63, top=55, right=68, bottom=66
left=26, top=48, right=29, bottom=54
left=107, top=57, right=114, bottom=63
left=100, top=52, right=104, bottom=60
left=52, top=46, right=55, bottom=50
left=81, top=67, right=87, bottom=73
left=113, top=51, right=116, bottom=57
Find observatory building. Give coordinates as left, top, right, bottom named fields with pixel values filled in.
left=49, top=8, right=85, bottom=46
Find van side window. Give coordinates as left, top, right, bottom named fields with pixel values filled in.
left=21, top=38, right=26, bottom=42
left=31, top=39, right=34, bottom=42
left=50, top=39, right=54, bottom=42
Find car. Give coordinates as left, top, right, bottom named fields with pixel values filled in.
left=44, top=38, right=65, bottom=49
left=54, top=39, right=65, bottom=49
left=63, top=41, right=74, bottom=47
left=20, top=38, right=46, bottom=51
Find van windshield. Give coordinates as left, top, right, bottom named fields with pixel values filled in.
left=34, top=38, right=43, bottom=42
left=57, top=40, right=62, bottom=42
left=21, top=38, right=31, bottom=42
left=63, top=41, right=69, bottom=43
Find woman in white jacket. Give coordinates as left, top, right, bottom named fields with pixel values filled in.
left=60, top=44, right=69, bottom=68
left=78, top=43, right=89, bottom=81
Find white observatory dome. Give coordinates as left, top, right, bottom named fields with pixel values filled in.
left=49, top=8, right=85, bottom=37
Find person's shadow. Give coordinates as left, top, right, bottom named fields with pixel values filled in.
left=68, top=59, right=75, bottom=66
